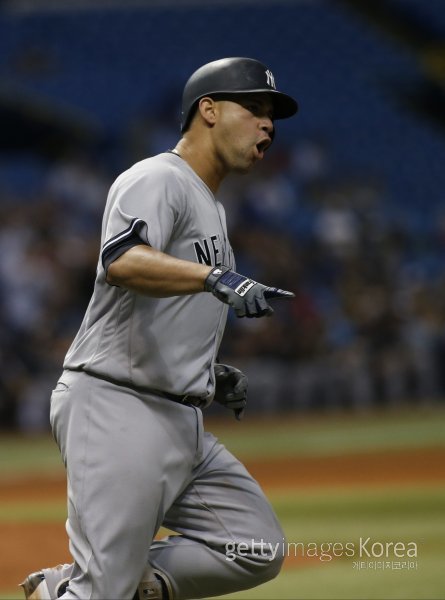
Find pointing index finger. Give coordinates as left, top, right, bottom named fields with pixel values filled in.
left=263, top=287, right=295, bottom=300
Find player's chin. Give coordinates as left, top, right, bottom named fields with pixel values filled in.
left=233, top=163, right=254, bottom=175
left=232, top=155, right=257, bottom=174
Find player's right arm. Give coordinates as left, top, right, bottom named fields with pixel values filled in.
left=106, top=245, right=212, bottom=296
left=107, top=248, right=294, bottom=318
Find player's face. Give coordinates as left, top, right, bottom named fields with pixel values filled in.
left=213, top=95, right=274, bottom=173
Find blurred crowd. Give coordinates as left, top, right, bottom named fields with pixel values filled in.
left=1, top=116, right=445, bottom=431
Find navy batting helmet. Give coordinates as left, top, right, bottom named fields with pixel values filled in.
left=180, top=57, right=298, bottom=132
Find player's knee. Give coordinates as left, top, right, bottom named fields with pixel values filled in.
left=259, top=522, right=286, bottom=580
left=236, top=531, right=286, bottom=586
left=253, top=540, right=285, bottom=585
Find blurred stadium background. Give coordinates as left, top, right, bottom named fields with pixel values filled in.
left=0, top=0, right=444, bottom=599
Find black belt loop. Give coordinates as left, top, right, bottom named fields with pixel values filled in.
left=157, top=389, right=208, bottom=408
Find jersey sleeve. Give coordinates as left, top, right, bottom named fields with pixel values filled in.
left=101, top=166, right=184, bottom=272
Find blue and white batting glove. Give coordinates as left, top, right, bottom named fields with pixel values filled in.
left=205, top=266, right=294, bottom=318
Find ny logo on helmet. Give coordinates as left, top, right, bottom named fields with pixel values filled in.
left=265, top=69, right=276, bottom=89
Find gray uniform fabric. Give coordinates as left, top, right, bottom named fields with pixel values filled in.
left=50, top=152, right=284, bottom=600
left=51, top=370, right=284, bottom=600
left=64, top=152, right=233, bottom=397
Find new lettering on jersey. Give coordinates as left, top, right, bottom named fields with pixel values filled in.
left=194, top=235, right=222, bottom=266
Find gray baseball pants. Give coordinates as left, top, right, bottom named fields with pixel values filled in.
left=49, top=369, right=284, bottom=599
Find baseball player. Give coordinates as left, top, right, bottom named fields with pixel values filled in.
left=20, top=57, right=298, bottom=600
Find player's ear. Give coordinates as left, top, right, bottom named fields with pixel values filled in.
left=197, top=97, right=218, bottom=128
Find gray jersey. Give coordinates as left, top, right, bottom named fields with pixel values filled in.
left=64, top=152, right=234, bottom=398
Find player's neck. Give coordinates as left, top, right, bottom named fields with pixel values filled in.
left=173, top=137, right=227, bottom=195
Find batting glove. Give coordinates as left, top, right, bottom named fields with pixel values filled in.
left=214, top=363, right=248, bottom=421
left=205, top=266, right=295, bottom=318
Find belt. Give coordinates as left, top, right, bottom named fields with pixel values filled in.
left=74, top=369, right=209, bottom=409
left=158, top=389, right=209, bottom=409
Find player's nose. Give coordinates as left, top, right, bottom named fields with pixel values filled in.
left=259, top=118, right=274, bottom=142
left=259, top=115, right=274, bottom=136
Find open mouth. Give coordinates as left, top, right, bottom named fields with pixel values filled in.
left=256, top=139, right=271, bottom=154
left=255, top=138, right=272, bottom=159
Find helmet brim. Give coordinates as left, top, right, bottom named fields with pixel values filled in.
left=268, top=90, right=299, bottom=120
